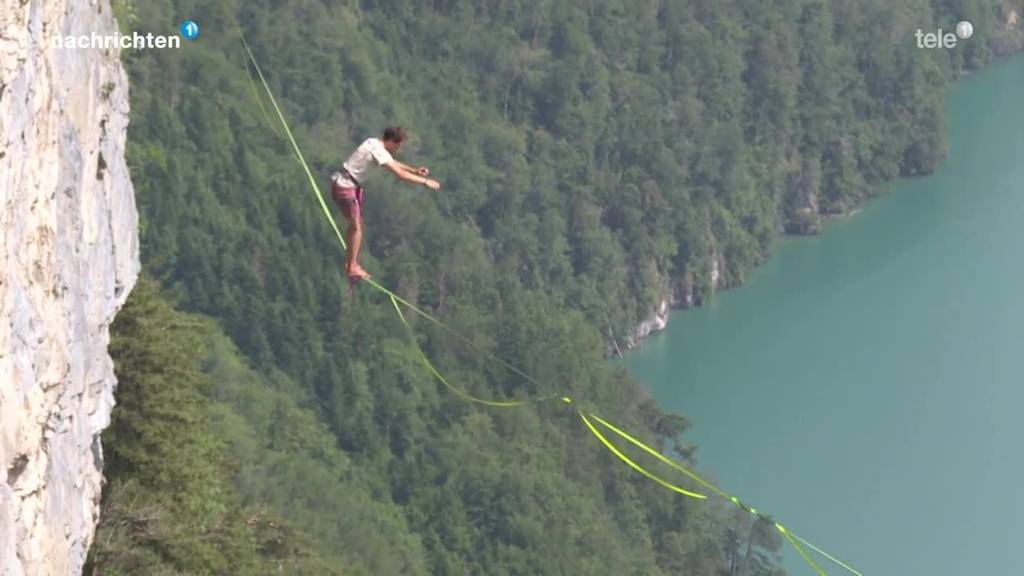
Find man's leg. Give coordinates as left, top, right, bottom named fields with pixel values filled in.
left=345, top=215, right=369, bottom=278
left=334, top=183, right=370, bottom=279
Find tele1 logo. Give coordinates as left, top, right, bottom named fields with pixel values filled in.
left=916, top=21, right=973, bottom=48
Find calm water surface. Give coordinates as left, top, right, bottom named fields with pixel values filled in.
left=622, top=54, right=1024, bottom=575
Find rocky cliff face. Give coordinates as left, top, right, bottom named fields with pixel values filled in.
left=0, top=0, right=138, bottom=574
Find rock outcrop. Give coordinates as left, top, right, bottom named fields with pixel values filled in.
left=1, top=0, right=138, bottom=574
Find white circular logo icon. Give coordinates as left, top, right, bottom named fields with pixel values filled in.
left=956, top=21, right=973, bottom=40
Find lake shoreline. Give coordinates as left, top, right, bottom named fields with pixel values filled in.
left=621, top=52, right=1024, bottom=576
left=616, top=45, right=1024, bottom=356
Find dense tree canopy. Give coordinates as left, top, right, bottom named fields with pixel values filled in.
left=90, top=0, right=1017, bottom=573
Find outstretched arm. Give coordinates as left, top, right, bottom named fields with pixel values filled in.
left=391, top=159, right=430, bottom=176
left=385, top=162, right=441, bottom=190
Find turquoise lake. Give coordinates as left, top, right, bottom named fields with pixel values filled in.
left=622, top=54, right=1024, bottom=575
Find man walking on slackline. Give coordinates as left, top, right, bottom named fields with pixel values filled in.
left=330, top=126, right=441, bottom=279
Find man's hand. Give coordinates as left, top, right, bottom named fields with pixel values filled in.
left=414, top=167, right=430, bottom=176
left=424, top=178, right=441, bottom=190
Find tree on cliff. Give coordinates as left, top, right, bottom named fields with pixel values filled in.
left=86, top=278, right=336, bottom=575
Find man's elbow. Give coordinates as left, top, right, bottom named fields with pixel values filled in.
left=392, top=167, right=416, bottom=182
left=385, top=163, right=407, bottom=180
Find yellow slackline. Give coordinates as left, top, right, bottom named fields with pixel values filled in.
left=239, top=31, right=863, bottom=576
left=242, top=33, right=545, bottom=393
left=779, top=523, right=829, bottom=576
left=577, top=409, right=706, bottom=500
left=389, top=294, right=538, bottom=407
left=588, top=412, right=728, bottom=498
left=794, top=533, right=865, bottom=576
left=586, top=412, right=831, bottom=575
left=245, top=60, right=281, bottom=139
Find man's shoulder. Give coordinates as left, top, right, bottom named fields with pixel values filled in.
left=360, top=137, right=383, bottom=149
left=366, top=138, right=393, bottom=164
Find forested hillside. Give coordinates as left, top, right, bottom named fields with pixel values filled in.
left=89, top=0, right=1020, bottom=573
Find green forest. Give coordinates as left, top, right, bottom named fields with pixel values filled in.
left=87, top=0, right=1020, bottom=574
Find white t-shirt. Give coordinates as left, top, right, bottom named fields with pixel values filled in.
left=333, top=137, right=394, bottom=187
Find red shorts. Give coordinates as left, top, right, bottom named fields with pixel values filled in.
left=332, top=182, right=363, bottom=220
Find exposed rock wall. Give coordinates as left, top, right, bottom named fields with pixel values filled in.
left=1, top=0, right=138, bottom=574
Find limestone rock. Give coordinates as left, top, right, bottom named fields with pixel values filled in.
left=1, top=0, right=138, bottom=574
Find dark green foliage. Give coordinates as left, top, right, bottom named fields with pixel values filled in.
left=86, top=278, right=340, bottom=575
left=99, top=0, right=1015, bottom=574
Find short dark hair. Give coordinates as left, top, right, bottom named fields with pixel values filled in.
left=382, top=126, right=406, bottom=143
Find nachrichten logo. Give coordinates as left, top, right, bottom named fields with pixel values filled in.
left=52, top=20, right=199, bottom=50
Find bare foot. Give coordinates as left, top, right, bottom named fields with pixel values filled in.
left=348, top=264, right=371, bottom=279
